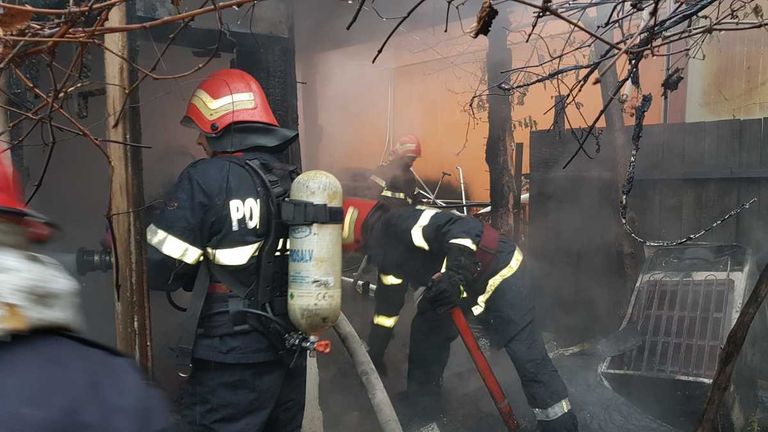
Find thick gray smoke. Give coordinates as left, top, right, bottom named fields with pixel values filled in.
left=16, top=2, right=767, bottom=431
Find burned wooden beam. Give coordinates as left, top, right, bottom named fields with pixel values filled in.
left=104, top=1, right=152, bottom=373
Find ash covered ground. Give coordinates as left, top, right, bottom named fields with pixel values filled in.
left=318, top=266, right=679, bottom=432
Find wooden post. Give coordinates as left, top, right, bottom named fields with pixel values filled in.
left=104, top=2, right=152, bottom=372
left=512, top=143, right=523, bottom=244
left=0, top=71, right=11, bottom=171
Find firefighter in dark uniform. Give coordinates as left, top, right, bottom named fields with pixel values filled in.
left=0, top=161, right=171, bottom=432
left=146, top=69, right=304, bottom=432
left=367, top=134, right=421, bottom=205
left=344, top=201, right=578, bottom=431
left=366, top=134, right=422, bottom=373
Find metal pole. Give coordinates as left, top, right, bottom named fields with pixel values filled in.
left=456, top=166, right=468, bottom=215
left=0, top=71, right=10, bottom=171
left=450, top=307, right=519, bottom=431
left=662, top=0, right=672, bottom=123
left=433, top=171, right=450, bottom=199
left=104, top=2, right=152, bottom=372
left=411, top=168, right=446, bottom=206
left=342, top=276, right=377, bottom=297
left=351, top=255, right=368, bottom=294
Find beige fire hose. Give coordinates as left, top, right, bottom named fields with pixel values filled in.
left=333, top=312, right=403, bottom=432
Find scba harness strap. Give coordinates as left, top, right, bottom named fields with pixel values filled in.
left=241, top=157, right=294, bottom=305
left=174, top=156, right=342, bottom=376
left=175, top=262, right=211, bottom=377
left=237, top=158, right=342, bottom=302
left=476, top=224, right=500, bottom=277
left=175, top=157, right=295, bottom=376
left=281, top=200, right=343, bottom=225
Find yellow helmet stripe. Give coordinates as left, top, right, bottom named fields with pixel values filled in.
left=190, top=89, right=256, bottom=121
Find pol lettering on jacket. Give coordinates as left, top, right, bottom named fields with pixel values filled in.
left=229, top=198, right=261, bottom=231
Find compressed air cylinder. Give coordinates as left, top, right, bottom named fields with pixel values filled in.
left=288, top=170, right=343, bottom=334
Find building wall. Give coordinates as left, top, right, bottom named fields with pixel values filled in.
left=295, top=5, right=669, bottom=202
left=686, top=22, right=768, bottom=122
left=21, top=43, right=229, bottom=365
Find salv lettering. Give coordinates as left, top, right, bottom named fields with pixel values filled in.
left=290, top=249, right=314, bottom=263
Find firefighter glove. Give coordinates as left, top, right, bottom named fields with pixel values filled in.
left=445, top=243, right=479, bottom=282
left=424, top=271, right=464, bottom=313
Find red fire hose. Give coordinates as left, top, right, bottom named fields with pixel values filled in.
left=450, top=307, right=519, bottom=431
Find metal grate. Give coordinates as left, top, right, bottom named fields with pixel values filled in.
left=621, top=276, right=734, bottom=379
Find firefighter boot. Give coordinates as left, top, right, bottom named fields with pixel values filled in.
left=397, top=383, right=446, bottom=432
left=539, top=411, right=578, bottom=432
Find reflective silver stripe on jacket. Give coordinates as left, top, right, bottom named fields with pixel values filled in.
left=369, top=174, right=387, bottom=187
left=275, top=238, right=291, bottom=256
left=448, top=238, right=477, bottom=251
left=381, top=189, right=412, bottom=203
left=410, top=209, right=439, bottom=250
left=146, top=224, right=204, bottom=265
left=532, top=398, right=571, bottom=421
left=372, top=314, right=399, bottom=328
left=380, top=274, right=404, bottom=285
left=206, top=241, right=263, bottom=266
left=471, top=248, right=524, bottom=316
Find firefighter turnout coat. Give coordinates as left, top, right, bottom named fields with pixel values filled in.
left=364, top=205, right=526, bottom=336
left=362, top=205, right=576, bottom=429
left=147, top=151, right=295, bottom=363
left=365, top=161, right=419, bottom=364
left=368, top=162, right=418, bottom=206
left=0, top=331, right=171, bottom=431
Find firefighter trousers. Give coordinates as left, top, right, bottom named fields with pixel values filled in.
left=367, top=271, right=409, bottom=367
left=407, top=269, right=577, bottom=431
left=175, top=358, right=306, bottom=432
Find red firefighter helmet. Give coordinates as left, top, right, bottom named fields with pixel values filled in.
left=181, top=69, right=297, bottom=151
left=0, top=160, right=53, bottom=242
left=388, top=134, right=422, bottom=162
left=342, top=198, right=378, bottom=253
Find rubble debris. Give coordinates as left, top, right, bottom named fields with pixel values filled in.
left=620, top=93, right=757, bottom=246
left=0, top=6, right=32, bottom=36
left=661, top=67, right=685, bottom=98
left=470, top=0, right=499, bottom=39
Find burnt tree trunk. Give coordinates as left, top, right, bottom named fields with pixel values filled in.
left=589, top=11, right=644, bottom=299
left=512, top=142, right=524, bottom=244
left=697, top=263, right=768, bottom=431
left=485, top=10, right=514, bottom=235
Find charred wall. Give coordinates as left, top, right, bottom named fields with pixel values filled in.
left=529, top=118, right=768, bottom=346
